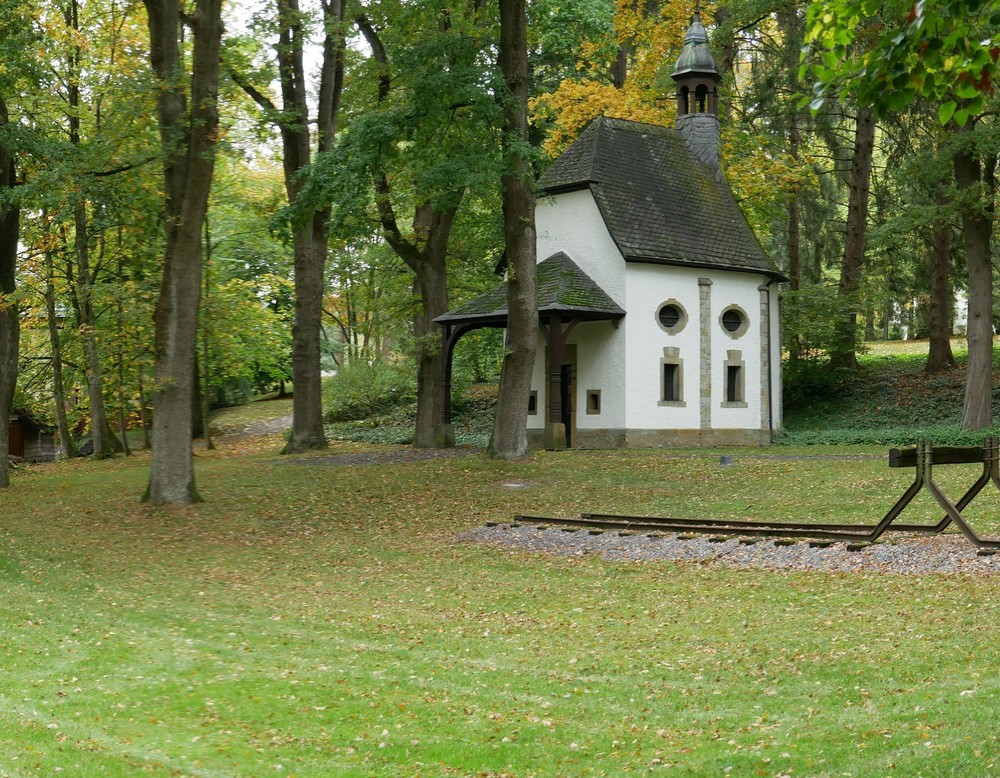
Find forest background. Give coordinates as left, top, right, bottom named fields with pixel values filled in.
left=2, top=0, right=999, bottom=492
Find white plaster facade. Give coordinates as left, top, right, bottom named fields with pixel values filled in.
left=527, top=191, right=782, bottom=448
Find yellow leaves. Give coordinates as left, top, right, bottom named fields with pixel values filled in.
left=531, top=0, right=703, bottom=158
left=531, top=79, right=671, bottom=158
left=721, top=128, right=819, bottom=237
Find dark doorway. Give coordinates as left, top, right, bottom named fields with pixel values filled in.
left=560, top=364, right=573, bottom=448
left=8, top=421, right=23, bottom=458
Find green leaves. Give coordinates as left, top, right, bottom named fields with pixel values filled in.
left=802, top=0, right=1000, bottom=121
left=939, top=100, right=958, bottom=124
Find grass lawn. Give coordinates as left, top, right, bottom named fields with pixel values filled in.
left=3, top=399, right=1000, bottom=776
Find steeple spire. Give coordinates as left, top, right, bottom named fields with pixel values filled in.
left=670, top=12, right=722, bottom=171
left=671, top=11, right=721, bottom=116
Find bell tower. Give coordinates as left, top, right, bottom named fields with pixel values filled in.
left=671, top=11, right=722, bottom=170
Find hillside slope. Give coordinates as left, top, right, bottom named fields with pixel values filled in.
left=782, top=340, right=1000, bottom=445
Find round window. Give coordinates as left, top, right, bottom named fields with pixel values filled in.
left=719, top=306, right=749, bottom=338
left=722, top=309, right=743, bottom=332
left=656, top=301, right=687, bottom=334
left=659, top=304, right=681, bottom=329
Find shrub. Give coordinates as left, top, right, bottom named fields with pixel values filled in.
left=323, top=360, right=416, bottom=422
left=211, top=377, right=255, bottom=409
left=782, top=353, right=855, bottom=411
left=776, top=426, right=996, bottom=447
left=782, top=284, right=865, bottom=407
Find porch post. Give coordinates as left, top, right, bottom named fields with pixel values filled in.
left=436, top=322, right=473, bottom=448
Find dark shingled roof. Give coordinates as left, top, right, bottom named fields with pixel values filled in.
left=435, top=252, right=625, bottom=326
left=537, top=116, right=783, bottom=279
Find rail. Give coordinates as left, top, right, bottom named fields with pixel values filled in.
left=515, top=437, right=1000, bottom=550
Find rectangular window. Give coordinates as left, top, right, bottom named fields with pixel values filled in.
left=659, top=347, right=684, bottom=407
left=586, top=390, right=601, bottom=415
left=527, top=390, right=538, bottom=415
left=721, top=349, right=747, bottom=408
left=663, top=363, right=679, bottom=402
left=726, top=365, right=742, bottom=403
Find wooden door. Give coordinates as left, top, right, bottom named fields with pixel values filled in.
left=8, top=421, right=23, bottom=458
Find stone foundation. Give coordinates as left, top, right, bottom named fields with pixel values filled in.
left=528, top=427, right=774, bottom=449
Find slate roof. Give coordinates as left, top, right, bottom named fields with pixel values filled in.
left=435, top=252, right=625, bottom=326
left=537, top=116, right=784, bottom=279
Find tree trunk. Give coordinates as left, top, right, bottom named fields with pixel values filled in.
left=143, top=0, right=223, bottom=504
left=200, top=322, right=213, bottom=451
left=926, top=182, right=956, bottom=373
left=778, top=2, right=802, bottom=292
left=370, top=198, right=457, bottom=447
left=284, top=218, right=330, bottom=452
left=0, top=95, right=19, bottom=488
left=489, top=0, right=537, bottom=460
left=954, top=121, right=995, bottom=430
left=191, top=354, right=205, bottom=439
left=116, top=342, right=132, bottom=456
left=63, top=0, right=112, bottom=459
left=279, top=0, right=344, bottom=454
left=412, top=233, right=449, bottom=448
left=230, top=0, right=344, bottom=452
left=355, top=16, right=458, bottom=448
left=137, top=366, right=152, bottom=449
left=44, top=238, right=75, bottom=458
left=73, top=204, right=113, bottom=458
left=831, top=105, right=875, bottom=369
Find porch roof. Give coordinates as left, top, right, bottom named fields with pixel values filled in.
left=435, top=252, right=625, bottom=328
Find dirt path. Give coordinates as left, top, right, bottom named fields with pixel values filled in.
left=218, top=414, right=294, bottom=440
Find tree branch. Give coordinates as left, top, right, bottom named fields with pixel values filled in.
left=227, top=65, right=280, bottom=117
left=88, top=155, right=158, bottom=178
left=355, top=14, right=391, bottom=102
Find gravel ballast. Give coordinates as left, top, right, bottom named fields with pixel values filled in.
left=459, top=522, right=1000, bottom=575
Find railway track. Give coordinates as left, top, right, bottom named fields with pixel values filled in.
left=509, top=439, right=1000, bottom=550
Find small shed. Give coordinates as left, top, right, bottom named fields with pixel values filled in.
left=9, top=412, right=57, bottom=462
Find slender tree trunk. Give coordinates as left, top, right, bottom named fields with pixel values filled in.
left=115, top=303, right=132, bottom=455
left=281, top=0, right=344, bottom=454
left=114, top=231, right=131, bottom=457
left=0, top=95, right=19, bottom=488
left=787, top=147, right=801, bottom=291
left=954, top=121, right=995, bottom=430
left=44, top=238, right=75, bottom=458
left=778, top=5, right=802, bottom=362
left=143, top=0, right=223, bottom=504
left=137, top=366, right=152, bottom=449
left=230, top=0, right=345, bottom=452
left=73, top=204, right=112, bottom=458
left=926, top=182, right=956, bottom=373
left=831, top=106, right=875, bottom=369
left=64, top=0, right=112, bottom=459
left=201, top=218, right=213, bottom=450
left=191, top=355, right=204, bottom=438
left=489, top=0, right=537, bottom=460
left=785, top=108, right=802, bottom=361
left=779, top=2, right=802, bottom=293
left=116, top=348, right=132, bottom=456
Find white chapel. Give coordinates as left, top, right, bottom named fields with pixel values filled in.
left=437, top=13, right=785, bottom=448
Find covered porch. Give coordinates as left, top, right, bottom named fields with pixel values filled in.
left=434, top=252, right=624, bottom=449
